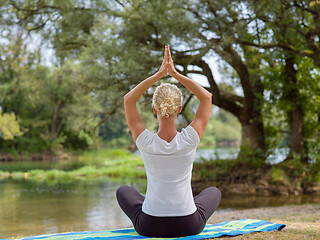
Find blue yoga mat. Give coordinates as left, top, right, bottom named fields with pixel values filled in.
left=10, top=219, right=285, bottom=240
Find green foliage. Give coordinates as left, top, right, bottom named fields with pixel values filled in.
left=200, top=109, right=241, bottom=148
left=0, top=35, right=103, bottom=152
left=271, top=167, right=290, bottom=185
left=239, top=146, right=266, bottom=168
left=245, top=0, right=320, bottom=162
left=263, top=53, right=320, bottom=161
left=104, top=137, right=131, bottom=148
left=99, top=112, right=129, bottom=141
left=0, top=111, right=22, bottom=140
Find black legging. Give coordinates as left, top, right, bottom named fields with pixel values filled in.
left=116, top=185, right=221, bottom=238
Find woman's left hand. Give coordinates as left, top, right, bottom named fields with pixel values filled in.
left=158, top=45, right=169, bottom=77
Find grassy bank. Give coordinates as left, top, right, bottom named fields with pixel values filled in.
left=0, top=149, right=146, bottom=182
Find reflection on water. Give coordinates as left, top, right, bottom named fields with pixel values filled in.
left=0, top=179, right=319, bottom=238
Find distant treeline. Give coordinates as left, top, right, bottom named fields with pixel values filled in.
left=100, top=106, right=242, bottom=150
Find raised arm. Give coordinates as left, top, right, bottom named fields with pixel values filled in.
left=166, top=46, right=212, bottom=139
left=124, top=46, right=169, bottom=141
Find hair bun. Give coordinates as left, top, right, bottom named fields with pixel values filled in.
left=164, top=98, right=174, bottom=106
left=160, top=98, right=176, bottom=117
left=152, top=83, right=182, bottom=118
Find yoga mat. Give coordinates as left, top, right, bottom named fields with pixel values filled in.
left=13, top=219, right=285, bottom=240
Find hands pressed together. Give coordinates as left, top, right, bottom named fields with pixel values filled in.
left=158, top=45, right=177, bottom=78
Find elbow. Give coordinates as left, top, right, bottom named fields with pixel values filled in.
left=199, top=91, right=212, bottom=104
left=123, top=92, right=130, bottom=103
left=123, top=94, right=129, bottom=107
left=124, top=92, right=135, bottom=106
left=206, top=92, right=212, bottom=103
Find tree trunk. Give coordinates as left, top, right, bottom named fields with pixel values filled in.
left=238, top=77, right=266, bottom=160
left=238, top=118, right=265, bottom=161
left=188, top=47, right=266, bottom=160
left=285, top=55, right=306, bottom=162
left=290, top=106, right=304, bottom=159
left=50, top=104, right=59, bottom=139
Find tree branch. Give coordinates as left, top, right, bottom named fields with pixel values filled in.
left=190, top=57, right=242, bottom=118
left=293, top=1, right=320, bottom=16
left=207, top=39, right=254, bottom=108
left=180, top=93, right=193, bottom=115
left=187, top=70, right=205, bottom=75
left=220, top=90, right=245, bottom=105
left=90, top=109, right=117, bottom=135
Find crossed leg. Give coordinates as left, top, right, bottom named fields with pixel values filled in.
left=116, top=185, right=221, bottom=237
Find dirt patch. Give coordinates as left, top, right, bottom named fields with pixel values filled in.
left=208, top=204, right=320, bottom=224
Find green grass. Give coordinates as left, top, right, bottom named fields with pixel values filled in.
left=212, top=212, right=320, bottom=240
left=0, top=149, right=146, bottom=181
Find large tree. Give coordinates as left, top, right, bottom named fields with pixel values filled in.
left=105, top=0, right=267, bottom=160
left=106, top=0, right=320, bottom=162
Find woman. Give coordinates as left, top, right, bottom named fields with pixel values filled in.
left=116, top=45, right=221, bottom=237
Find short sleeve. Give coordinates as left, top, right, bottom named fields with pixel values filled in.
left=181, top=125, right=200, bottom=146
left=135, top=128, right=152, bottom=150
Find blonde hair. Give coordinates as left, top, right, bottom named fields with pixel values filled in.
left=152, top=83, right=182, bottom=118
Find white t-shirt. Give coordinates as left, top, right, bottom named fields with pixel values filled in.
left=136, top=125, right=200, bottom=217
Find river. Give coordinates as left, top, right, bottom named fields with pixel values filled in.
left=1, top=178, right=319, bottom=238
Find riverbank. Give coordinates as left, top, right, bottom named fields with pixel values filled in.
left=1, top=148, right=319, bottom=196
left=208, top=204, right=320, bottom=239
left=192, top=158, right=320, bottom=196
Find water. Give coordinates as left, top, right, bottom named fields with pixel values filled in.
left=1, top=179, right=319, bottom=238
left=194, top=147, right=317, bottom=164
left=135, top=147, right=291, bottom=164
left=0, top=179, right=145, bottom=238
left=194, top=148, right=239, bottom=161
left=133, top=148, right=240, bottom=161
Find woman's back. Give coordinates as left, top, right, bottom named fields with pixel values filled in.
left=136, top=125, right=200, bottom=216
